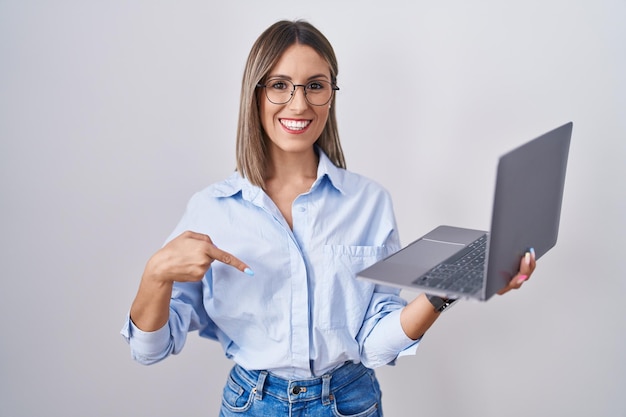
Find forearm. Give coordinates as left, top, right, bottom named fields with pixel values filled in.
left=129, top=270, right=173, bottom=332
left=400, top=293, right=442, bottom=340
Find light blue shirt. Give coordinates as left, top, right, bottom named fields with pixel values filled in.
left=121, top=150, right=419, bottom=379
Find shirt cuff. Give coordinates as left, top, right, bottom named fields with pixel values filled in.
left=385, top=308, right=421, bottom=356
left=125, top=318, right=172, bottom=356
left=362, top=308, right=420, bottom=367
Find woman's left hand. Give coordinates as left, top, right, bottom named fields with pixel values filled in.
left=497, top=248, right=536, bottom=295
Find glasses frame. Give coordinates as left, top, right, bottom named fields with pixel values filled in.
left=256, top=79, right=340, bottom=106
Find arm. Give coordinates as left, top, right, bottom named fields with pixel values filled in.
left=399, top=294, right=443, bottom=340
left=129, top=230, right=252, bottom=331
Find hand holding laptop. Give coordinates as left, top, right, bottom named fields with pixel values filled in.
left=497, top=247, right=536, bottom=295
left=400, top=244, right=539, bottom=340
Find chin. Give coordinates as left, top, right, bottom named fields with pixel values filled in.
left=271, top=137, right=318, bottom=154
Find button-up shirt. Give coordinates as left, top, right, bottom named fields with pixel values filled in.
left=121, top=150, right=419, bottom=378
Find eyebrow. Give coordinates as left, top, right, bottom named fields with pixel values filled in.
left=266, top=73, right=331, bottom=81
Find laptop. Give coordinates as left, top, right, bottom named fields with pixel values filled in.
left=357, top=122, right=572, bottom=301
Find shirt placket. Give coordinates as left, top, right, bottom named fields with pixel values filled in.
left=290, top=193, right=312, bottom=374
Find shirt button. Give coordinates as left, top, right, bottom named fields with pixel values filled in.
left=295, top=206, right=306, bottom=213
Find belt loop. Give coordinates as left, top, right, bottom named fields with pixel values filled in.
left=254, top=371, right=268, bottom=400
left=322, top=374, right=332, bottom=405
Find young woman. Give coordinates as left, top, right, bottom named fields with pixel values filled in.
left=122, top=20, right=535, bottom=416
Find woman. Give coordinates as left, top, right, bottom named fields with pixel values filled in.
left=121, top=20, right=535, bottom=416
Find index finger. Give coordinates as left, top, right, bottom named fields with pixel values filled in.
left=204, top=243, right=254, bottom=276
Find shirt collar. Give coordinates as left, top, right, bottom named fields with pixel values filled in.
left=209, top=148, right=346, bottom=201
left=313, top=147, right=346, bottom=195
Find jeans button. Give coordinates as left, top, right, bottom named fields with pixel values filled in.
left=292, top=386, right=301, bottom=395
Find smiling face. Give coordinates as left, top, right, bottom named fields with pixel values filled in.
left=259, top=44, right=333, bottom=159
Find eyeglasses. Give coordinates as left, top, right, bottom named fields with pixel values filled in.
left=256, top=79, right=339, bottom=106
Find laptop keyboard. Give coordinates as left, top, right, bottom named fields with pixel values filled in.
left=412, top=234, right=488, bottom=295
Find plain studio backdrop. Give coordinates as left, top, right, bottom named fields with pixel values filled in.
left=1, top=1, right=624, bottom=416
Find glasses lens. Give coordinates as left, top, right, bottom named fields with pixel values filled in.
left=304, top=80, right=334, bottom=106
left=263, top=79, right=336, bottom=106
left=264, top=79, right=294, bottom=105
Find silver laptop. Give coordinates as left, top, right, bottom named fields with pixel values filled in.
left=358, top=122, right=572, bottom=301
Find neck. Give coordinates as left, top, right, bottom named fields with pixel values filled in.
left=263, top=146, right=319, bottom=230
left=265, top=147, right=319, bottom=184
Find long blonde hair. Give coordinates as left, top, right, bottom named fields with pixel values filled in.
left=236, top=20, right=345, bottom=188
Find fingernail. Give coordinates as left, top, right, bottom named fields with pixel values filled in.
left=530, top=247, right=536, bottom=258
left=244, top=267, right=255, bottom=276
left=525, top=252, right=531, bottom=265
left=517, top=275, right=528, bottom=284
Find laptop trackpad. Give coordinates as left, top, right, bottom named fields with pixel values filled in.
left=387, top=239, right=463, bottom=268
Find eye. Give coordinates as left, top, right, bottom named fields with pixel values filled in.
left=268, top=80, right=290, bottom=90
left=306, top=81, right=327, bottom=91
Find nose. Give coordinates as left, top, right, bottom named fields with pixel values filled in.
left=288, top=84, right=308, bottom=111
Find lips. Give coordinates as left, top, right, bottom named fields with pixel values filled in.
left=280, top=119, right=311, bottom=132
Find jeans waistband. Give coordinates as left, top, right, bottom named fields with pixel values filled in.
left=232, top=361, right=369, bottom=404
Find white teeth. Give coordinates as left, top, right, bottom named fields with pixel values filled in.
left=280, top=119, right=310, bottom=130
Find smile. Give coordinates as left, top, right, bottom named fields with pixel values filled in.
left=280, top=119, right=311, bottom=131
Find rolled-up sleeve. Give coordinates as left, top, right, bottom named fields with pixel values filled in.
left=120, top=319, right=174, bottom=365
left=358, top=301, right=420, bottom=368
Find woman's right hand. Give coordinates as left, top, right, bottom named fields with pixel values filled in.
left=129, top=231, right=252, bottom=332
left=144, top=230, right=253, bottom=284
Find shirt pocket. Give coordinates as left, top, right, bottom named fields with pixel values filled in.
left=319, top=245, right=388, bottom=330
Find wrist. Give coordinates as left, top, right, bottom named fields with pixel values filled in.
left=143, top=254, right=174, bottom=286
left=426, top=294, right=458, bottom=313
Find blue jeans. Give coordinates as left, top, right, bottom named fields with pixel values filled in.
left=219, top=361, right=383, bottom=416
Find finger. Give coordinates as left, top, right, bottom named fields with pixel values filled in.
left=183, top=230, right=214, bottom=244
left=181, top=231, right=255, bottom=276
left=203, top=243, right=255, bottom=276
left=517, top=247, right=536, bottom=283
left=498, top=248, right=536, bottom=295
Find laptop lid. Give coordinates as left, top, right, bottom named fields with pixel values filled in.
left=483, top=121, right=572, bottom=299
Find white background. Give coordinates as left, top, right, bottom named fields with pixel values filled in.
left=1, top=1, right=624, bottom=416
